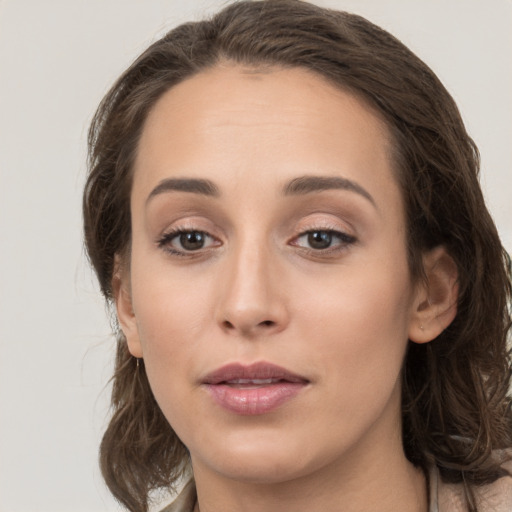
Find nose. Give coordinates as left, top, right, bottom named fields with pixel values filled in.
left=216, top=243, right=289, bottom=338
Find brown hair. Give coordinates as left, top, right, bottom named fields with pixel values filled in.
left=83, top=1, right=512, bottom=511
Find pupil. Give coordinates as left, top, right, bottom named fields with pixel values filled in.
left=308, top=231, right=332, bottom=249
left=180, top=232, right=204, bottom=250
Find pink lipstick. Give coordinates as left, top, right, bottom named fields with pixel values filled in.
left=202, top=362, right=309, bottom=415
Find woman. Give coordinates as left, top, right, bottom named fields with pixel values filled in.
left=83, top=1, right=512, bottom=511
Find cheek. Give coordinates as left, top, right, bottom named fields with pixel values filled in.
left=130, top=245, right=215, bottom=340
left=298, top=263, right=413, bottom=399
left=129, top=273, right=210, bottom=430
left=128, top=254, right=216, bottom=388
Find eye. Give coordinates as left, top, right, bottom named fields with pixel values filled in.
left=293, top=229, right=356, bottom=251
left=157, top=229, right=219, bottom=255
left=177, top=231, right=208, bottom=251
left=305, top=231, right=334, bottom=250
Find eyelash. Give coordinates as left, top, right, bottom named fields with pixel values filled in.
left=157, top=228, right=219, bottom=257
left=156, top=227, right=357, bottom=257
left=291, top=229, right=357, bottom=256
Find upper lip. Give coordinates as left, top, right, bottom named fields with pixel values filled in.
left=202, top=362, right=309, bottom=385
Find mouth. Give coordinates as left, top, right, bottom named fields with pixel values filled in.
left=202, top=362, right=309, bottom=415
left=219, top=377, right=293, bottom=388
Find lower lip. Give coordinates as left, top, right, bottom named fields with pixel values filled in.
left=205, top=382, right=306, bottom=415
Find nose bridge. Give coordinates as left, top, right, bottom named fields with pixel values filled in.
left=217, top=232, right=286, bottom=335
left=231, top=241, right=270, bottom=303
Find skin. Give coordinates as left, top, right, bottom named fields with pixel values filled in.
left=116, top=64, right=458, bottom=512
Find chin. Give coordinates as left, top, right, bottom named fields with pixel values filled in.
left=209, top=456, right=312, bottom=485
left=191, top=432, right=330, bottom=485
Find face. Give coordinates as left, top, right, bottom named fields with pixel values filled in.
left=118, top=65, right=425, bottom=486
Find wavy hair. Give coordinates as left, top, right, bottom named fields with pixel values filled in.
left=83, top=1, right=512, bottom=511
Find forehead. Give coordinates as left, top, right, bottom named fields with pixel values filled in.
left=132, top=64, right=398, bottom=207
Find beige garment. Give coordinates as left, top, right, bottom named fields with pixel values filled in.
left=161, top=480, right=196, bottom=512
left=429, top=464, right=512, bottom=512
left=161, top=467, right=512, bottom=512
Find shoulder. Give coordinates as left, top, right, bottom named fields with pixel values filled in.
left=432, top=453, right=512, bottom=512
left=159, top=480, right=196, bottom=512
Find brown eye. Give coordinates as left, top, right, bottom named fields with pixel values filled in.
left=158, top=229, right=218, bottom=255
left=307, top=231, right=333, bottom=249
left=179, top=231, right=206, bottom=251
left=292, top=229, right=357, bottom=253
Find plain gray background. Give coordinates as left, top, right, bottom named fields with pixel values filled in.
left=0, top=1, right=511, bottom=510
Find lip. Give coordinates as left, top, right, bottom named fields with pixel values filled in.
left=202, top=362, right=309, bottom=415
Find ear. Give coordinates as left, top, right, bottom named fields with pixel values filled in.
left=112, top=255, right=143, bottom=358
left=408, top=246, right=459, bottom=344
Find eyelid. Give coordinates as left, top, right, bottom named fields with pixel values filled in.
left=156, top=223, right=222, bottom=257
left=159, top=228, right=217, bottom=245
left=290, top=213, right=356, bottom=239
left=296, top=228, right=356, bottom=242
left=290, top=228, right=356, bottom=248
left=287, top=214, right=358, bottom=256
left=155, top=215, right=222, bottom=241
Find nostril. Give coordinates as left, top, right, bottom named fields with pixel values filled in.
left=219, top=318, right=278, bottom=333
left=222, top=320, right=235, bottom=330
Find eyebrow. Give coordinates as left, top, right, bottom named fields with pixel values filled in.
left=146, top=174, right=376, bottom=208
left=146, top=178, right=220, bottom=204
left=283, top=175, right=376, bottom=208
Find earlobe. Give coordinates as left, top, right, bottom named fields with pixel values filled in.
left=112, top=255, right=143, bottom=358
left=409, top=246, right=459, bottom=344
